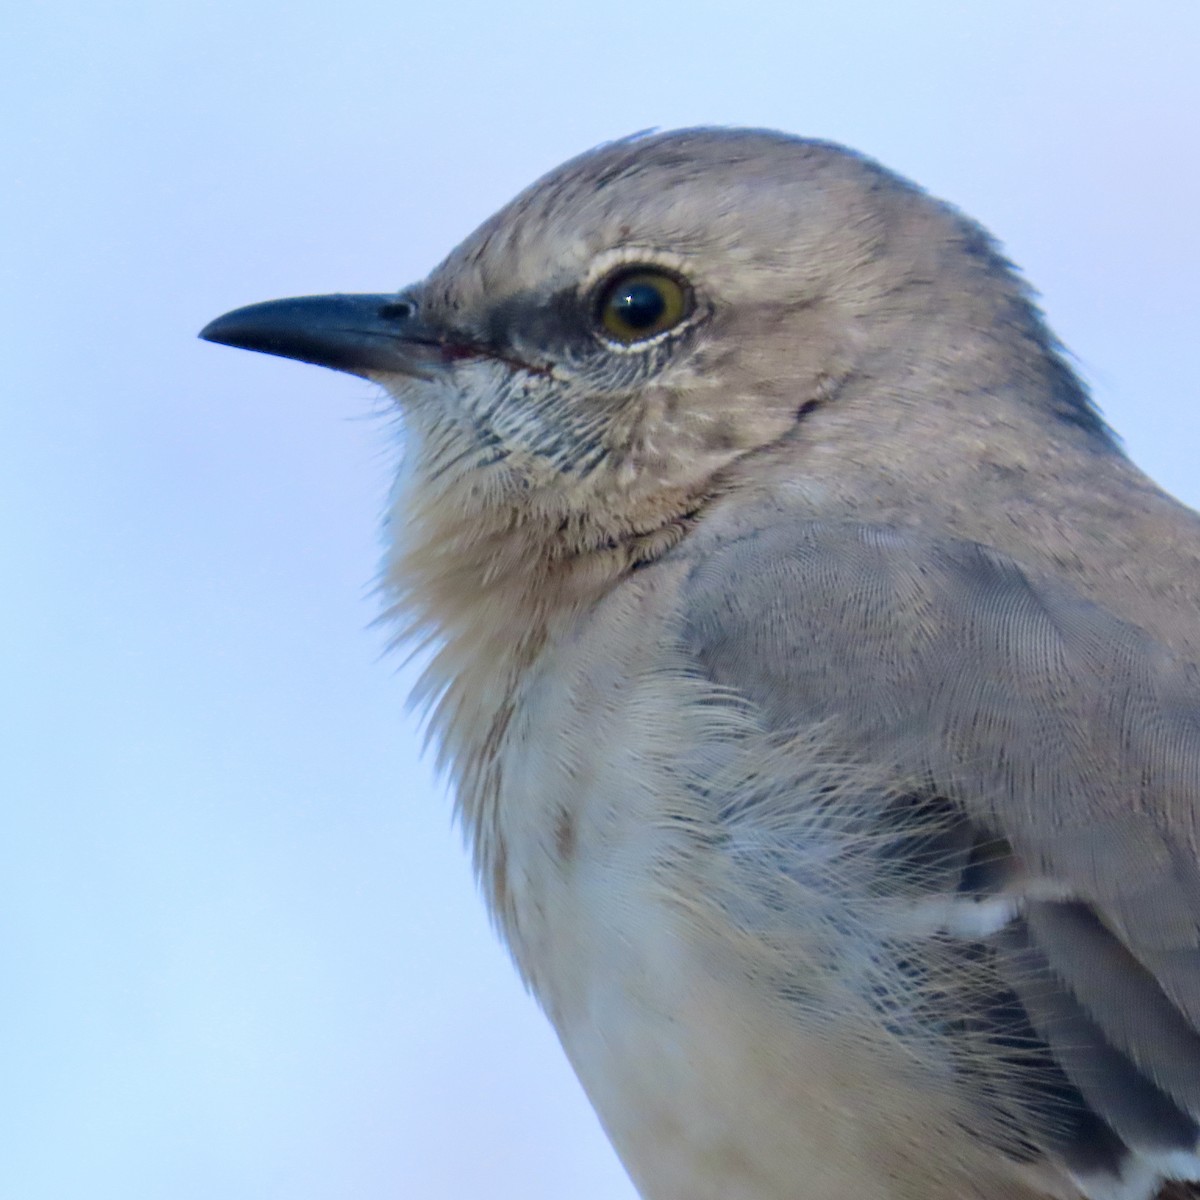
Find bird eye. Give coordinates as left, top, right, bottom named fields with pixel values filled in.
left=595, top=269, right=691, bottom=344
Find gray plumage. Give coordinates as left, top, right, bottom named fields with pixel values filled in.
left=201, top=128, right=1200, bottom=1200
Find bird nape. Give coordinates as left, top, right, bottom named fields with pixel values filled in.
left=202, top=127, right=1200, bottom=1200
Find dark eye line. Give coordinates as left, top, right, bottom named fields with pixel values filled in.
left=432, top=338, right=557, bottom=378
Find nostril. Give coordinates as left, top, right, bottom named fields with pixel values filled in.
left=379, top=299, right=415, bottom=321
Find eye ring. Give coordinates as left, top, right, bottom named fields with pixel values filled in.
left=594, top=267, right=693, bottom=345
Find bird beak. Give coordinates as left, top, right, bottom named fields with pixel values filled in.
left=199, top=293, right=447, bottom=379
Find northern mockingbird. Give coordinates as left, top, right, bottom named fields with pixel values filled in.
left=201, top=128, right=1200, bottom=1200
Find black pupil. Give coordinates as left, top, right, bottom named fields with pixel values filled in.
left=612, top=281, right=666, bottom=329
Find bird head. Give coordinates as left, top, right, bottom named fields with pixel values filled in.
left=202, top=128, right=1107, bottom=607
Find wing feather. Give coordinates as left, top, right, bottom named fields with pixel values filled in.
left=678, top=520, right=1200, bottom=1198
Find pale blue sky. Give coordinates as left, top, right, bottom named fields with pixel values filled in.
left=4, top=3, right=1199, bottom=1198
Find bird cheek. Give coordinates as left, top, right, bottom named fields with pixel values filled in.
left=377, top=371, right=447, bottom=414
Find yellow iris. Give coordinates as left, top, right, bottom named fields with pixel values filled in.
left=597, top=269, right=690, bottom=343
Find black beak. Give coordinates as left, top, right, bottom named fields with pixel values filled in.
left=199, top=293, right=443, bottom=379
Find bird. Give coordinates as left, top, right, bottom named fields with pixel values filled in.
left=201, top=127, right=1200, bottom=1200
